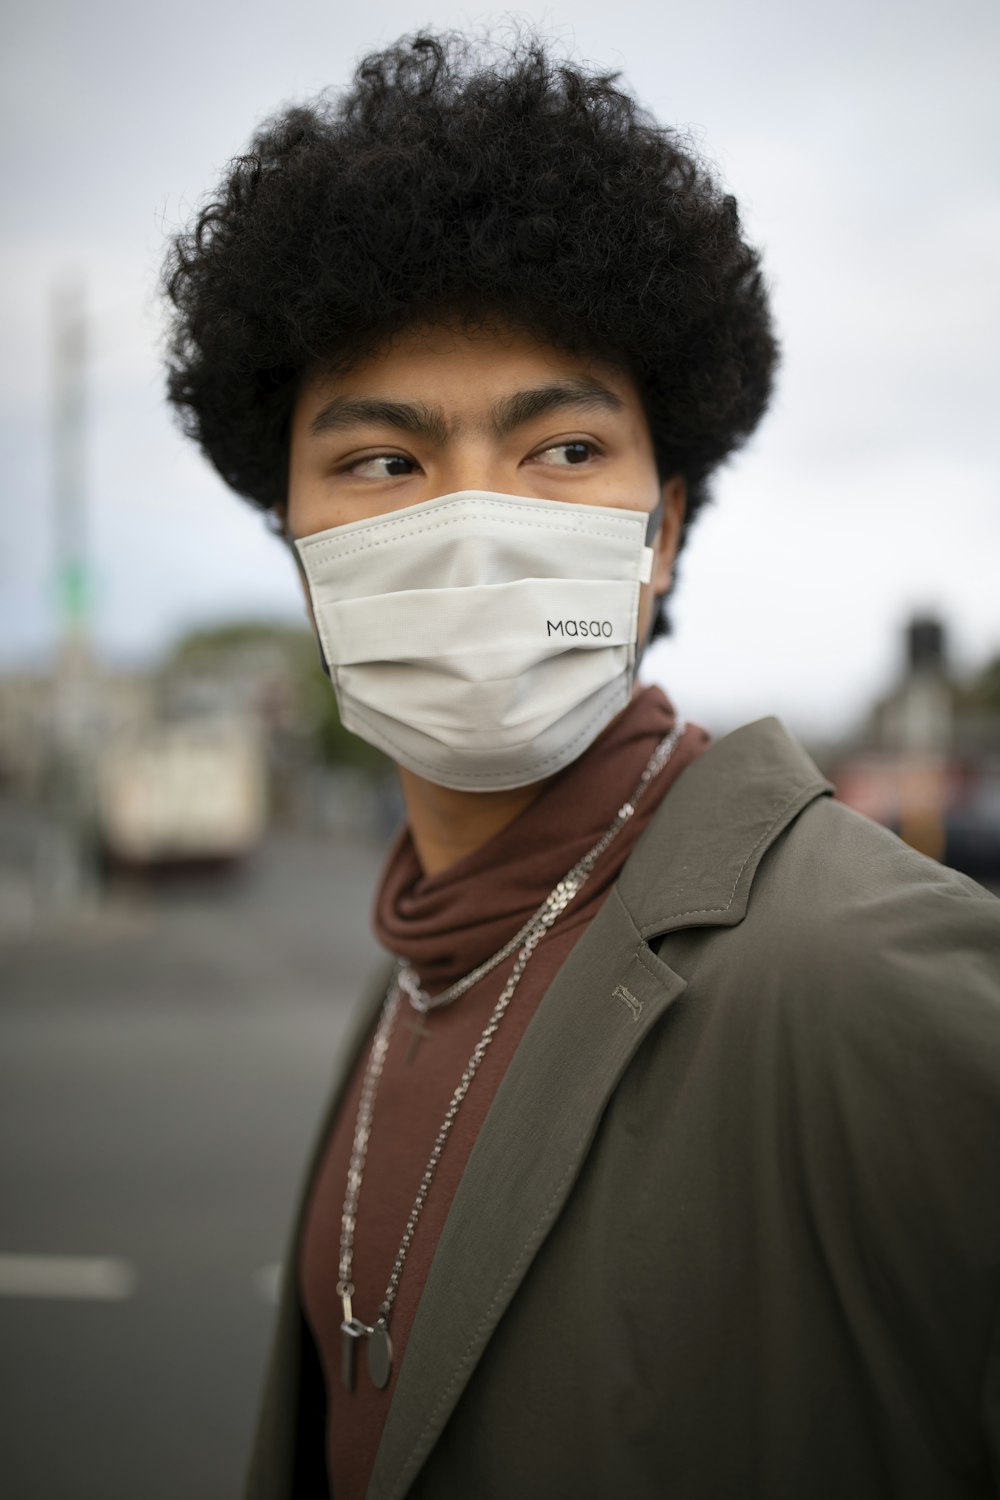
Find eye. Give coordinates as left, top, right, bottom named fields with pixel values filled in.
left=532, top=440, right=597, bottom=467
left=345, top=453, right=418, bottom=479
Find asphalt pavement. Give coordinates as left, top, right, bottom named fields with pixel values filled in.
left=0, top=830, right=386, bottom=1500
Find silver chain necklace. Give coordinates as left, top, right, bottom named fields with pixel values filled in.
left=336, top=720, right=686, bottom=1393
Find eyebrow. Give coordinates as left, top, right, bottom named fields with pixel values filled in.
left=491, top=378, right=625, bottom=435
left=309, top=396, right=448, bottom=444
left=307, top=377, right=624, bottom=443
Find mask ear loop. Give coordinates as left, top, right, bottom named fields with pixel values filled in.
left=634, top=499, right=666, bottom=674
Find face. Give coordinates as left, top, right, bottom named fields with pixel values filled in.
left=284, top=321, right=685, bottom=643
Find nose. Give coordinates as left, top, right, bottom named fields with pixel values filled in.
left=426, top=448, right=517, bottom=500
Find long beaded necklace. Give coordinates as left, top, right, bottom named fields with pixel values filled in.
left=337, top=720, right=687, bottom=1392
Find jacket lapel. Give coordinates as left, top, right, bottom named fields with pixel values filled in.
left=368, top=883, right=687, bottom=1500
left=367, top=716, right=833, bottom=1500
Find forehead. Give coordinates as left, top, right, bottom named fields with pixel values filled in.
left=291, top=320, right=650, bottom=435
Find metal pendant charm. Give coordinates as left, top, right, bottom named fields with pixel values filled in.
left=368, top=1318, right=393, bottom=1389
left=340, top=1317, right=367, bottom=1391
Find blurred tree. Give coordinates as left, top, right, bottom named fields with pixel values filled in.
left=165, top=620, right=390, bottom=774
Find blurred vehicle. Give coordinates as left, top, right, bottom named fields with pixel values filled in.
left=94, top=714, right=268, bottom=870
left=941, top=783, right=1000, bottom=881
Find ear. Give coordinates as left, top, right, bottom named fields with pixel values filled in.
left=650, top=476, right=687, bottom=595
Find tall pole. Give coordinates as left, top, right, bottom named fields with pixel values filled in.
left=48, top=275, right=96, bottom=906
left=52, top=279, right=88, bottom=645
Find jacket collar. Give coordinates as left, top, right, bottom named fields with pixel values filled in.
left=619, top=714, right=834, bottom=937
left=366, top=717, right=832, bottom=1499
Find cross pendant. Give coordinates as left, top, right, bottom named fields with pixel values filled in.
left=404, top=1011, right=432, bottom=1063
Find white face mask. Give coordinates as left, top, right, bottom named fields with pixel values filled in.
left=294, top=489, right=659, bottom=792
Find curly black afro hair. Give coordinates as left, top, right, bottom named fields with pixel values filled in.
left=163, top=30, right=778, bottom=634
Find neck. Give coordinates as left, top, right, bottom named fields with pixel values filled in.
left=396, top=686, right=648, bottom=875
left=397, top=766, right=554, bottom=877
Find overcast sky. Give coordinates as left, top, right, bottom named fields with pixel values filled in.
left=1, top=0, right=997, bottom=739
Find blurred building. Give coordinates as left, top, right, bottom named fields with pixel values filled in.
left=831, top=616, right=1000, bottom=879
left=0, top=664, right=155, bottom=795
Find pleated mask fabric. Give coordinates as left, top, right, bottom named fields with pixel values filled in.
left=294, top=490, right=656, bottom=791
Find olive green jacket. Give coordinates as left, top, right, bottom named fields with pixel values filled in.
left=247, top=718, right=1000, bottom=1499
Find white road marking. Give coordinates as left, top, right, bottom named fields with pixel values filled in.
left=253, top=1262, right=282, bottom=1304
left=0, top=1255, right=137, bottom=1300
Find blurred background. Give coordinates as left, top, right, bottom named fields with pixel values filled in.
left=2, top=0, right=998, bottom=1495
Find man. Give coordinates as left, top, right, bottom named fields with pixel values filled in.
left=163, top=32, right=1000, bottom=1500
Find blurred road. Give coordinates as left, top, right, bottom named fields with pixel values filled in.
left=0, top=831, right=386, bottom=1500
